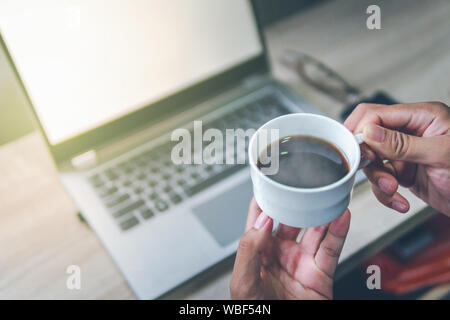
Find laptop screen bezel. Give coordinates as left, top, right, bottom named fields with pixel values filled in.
left=0, top=0, right=269, bottom=165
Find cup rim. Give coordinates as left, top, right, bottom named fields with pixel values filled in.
left=248, top=113, right=361, bottom=193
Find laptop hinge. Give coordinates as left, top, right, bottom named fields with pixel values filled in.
left=241, top=73, right=268, bottom=88
left=71, top=150, right=97, bottom=170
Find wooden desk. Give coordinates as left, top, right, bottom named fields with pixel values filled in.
left=1, top=0, right=448, bottom=299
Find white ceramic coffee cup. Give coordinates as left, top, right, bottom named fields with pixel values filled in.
left=249, top=113, right=365, bottom=228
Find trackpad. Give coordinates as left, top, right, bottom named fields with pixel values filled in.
left=192, top=179, right=253, bottom=247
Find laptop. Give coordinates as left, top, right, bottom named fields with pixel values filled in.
left=0, top=0, right=323, bottom=299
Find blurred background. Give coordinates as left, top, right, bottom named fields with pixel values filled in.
left=0, top=0, right=323, bottom=146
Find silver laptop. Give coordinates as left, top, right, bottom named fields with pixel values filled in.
left=0, top=0, right=322, bottom=299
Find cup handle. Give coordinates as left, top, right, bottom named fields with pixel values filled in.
left=354, top=133, right=372, bottom=169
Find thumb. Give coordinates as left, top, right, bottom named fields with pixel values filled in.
left=231, top=213, right=273, bottom=297
left=363, top=123, right=448, bottom=165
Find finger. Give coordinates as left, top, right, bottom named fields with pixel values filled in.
left=363, top=163, right=399, bottom=195
left=390, top=160, right=417, bottom=187
left=272, top=233, right=335, bottom=296
left=350, top=102, right=443, bottom=136
left=344, top=103, right=386, bottom=132
left=260, top=266, right=288, bottom=299
left=363, top=124, right=450, bottom=166
left=371, top=183, right=410, bottom=213
left=275, top=224, right=301, bottom=241
left=360, top=143, right=377, bottom=163
left=346, top=103, right=449, bottom=165
left=364, top=159, right=416, bottom=191
left=245, top=197, right=262, bottom=232
left=264, top=261, right=331, bottom=300
left=261, top=238, right=275, bottom=267
left=315, top=209, right=351, bottom=278
left=298, top=224, right=329, bottom=257
left=272, top=237, right=301, bottom=276
left=232, top=213, right=273, bottom=298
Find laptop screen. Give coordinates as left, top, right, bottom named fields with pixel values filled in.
left=0, top=0, right=262, bottom=145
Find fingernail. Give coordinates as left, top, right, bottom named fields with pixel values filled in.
left=392, top=201, right=408, bottom=213
left=378, top=177, right=395, bottom=194
left=365, top=124, right=385, bottom=143
left=254, top=212, right=269, bottom=230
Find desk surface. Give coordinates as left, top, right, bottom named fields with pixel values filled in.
left=1, top=0, right=449, bottom=299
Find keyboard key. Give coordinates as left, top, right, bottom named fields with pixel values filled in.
left=162, top=160, right=172, bottom=167
left=149, top=192, right=159, bottom=200
left=136, top=159, right=148, bottom=167
left=104, top=168, right=119, bottom=180
left=184, top=165, right=244, bottom=197
left=141, top=208, right=154, bottom=220
left=88, top=174, right=104, bottom=188
left=106, top=193, right=130, bottom=207
left=98, top=186, right=118, bottom=198
left=176, top=179, right=186, bottom=186
left=123, top=166, right=133, bottom=174
left=162, top=185, right=172, bottom=193
left=169, top=193, right=182, bottom=204
left=137, top=173, right=146, bottom=180
left=175, top=166, right=185, bottom=173
left=162, top=173, right=171, bottom=180
left=88, top=174, right=102, bottom=184
left=134, top=186, right=144, bottom=194
left=155, top=199, right=169, bottom=212
left=113, top=199, right=145, bottom=218
left=90, top=179, right=104, bottom=188
left=122, top=180, right=132, bottom=187
left=119, top=216, right=139, bottom=231
left=148, top=180, right=158, bottom=187
left=150, top=167, right=160, bottom=173
left=190, top=172, right=200, bottom=180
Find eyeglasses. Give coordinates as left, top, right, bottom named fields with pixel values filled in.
left=279, top=50, right=361, bottom=105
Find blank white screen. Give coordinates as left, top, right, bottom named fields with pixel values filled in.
left=0, top=0, right=262, bottom=144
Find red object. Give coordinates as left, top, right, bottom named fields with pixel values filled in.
left=363, top=215, right=450, bottom=295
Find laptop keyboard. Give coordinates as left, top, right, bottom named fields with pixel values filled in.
left=87, top=94, right=290, bottom=231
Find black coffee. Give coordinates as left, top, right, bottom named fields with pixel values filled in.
left=257, top=135, right=349, bottom=188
